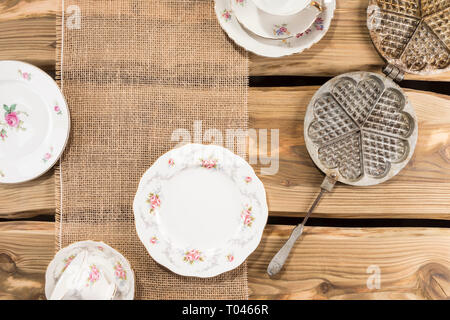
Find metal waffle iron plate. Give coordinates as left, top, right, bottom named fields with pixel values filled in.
left=367, top=0, right=450, bottom=76
left=304, top=72, right=418, bottom=186
left=267, top=71, right=419, bottom=276
left=267, top=0, right=447, bottom=276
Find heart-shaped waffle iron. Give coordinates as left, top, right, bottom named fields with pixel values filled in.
left=368, top=0, right=450, bottom=75
left=268, top=72, right=418, bottom=276
left=305, top=72, right=418, bottom=186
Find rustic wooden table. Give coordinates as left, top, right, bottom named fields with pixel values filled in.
left=0, top=0, right=449, bottom=300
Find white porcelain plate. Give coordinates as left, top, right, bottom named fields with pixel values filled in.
left=231, top=0, right=322, bottom=40
left=45, top=241, right=135, bottom=300
left=0, top=60, right=70, bottom=184
left=215, top=0, right=335, bottom=57
left=133, top=144, right=268, bottom=278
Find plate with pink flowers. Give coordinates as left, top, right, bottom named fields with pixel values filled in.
left=133, top=144, right=268, bottom=278
left=0, top=60, right=70, bottom=184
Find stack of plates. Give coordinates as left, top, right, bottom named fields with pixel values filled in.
left=215, top=0, right=336, bottom=57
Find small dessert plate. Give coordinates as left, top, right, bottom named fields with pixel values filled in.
left=253, top=0, right=310, bottom=16
left=45, top=241, right=135, bottom=300
left=133, top=144, right=268, bottom=278
left=0, top=60, right=70, bottom=184
left=232, top=0, right=322, bottom=40
left=215, top=0, right=335, bottom=57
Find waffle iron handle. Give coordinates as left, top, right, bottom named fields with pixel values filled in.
left=267, top=174, right=337, bottom=277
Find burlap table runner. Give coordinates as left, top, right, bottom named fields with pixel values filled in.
left=55, top=0, right=249, bottom=299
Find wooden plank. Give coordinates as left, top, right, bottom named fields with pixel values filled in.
left=2, top=87, right=449, bottom=220
left=0, top=0, right=56, bottom=74
left=249, top=225, right=450, bottom=299
left=249, top=0, right=450, bottom=81
left=0, top=222, right=53, bottom=299
left=250, top=87, right=450, bottom=219
left=1, top=0, right=449, bottom=80
left=0, top=171, right=54, bottom=219
left=0, top=222, right=448, bottom=299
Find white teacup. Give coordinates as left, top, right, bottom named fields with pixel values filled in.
left=75, top=252, right=117, bottom=300
left=46, top=241, right=134, bottom=300
left=50, top=250, right=117, bottom=300
left=252, top=0, right=311, bottom=16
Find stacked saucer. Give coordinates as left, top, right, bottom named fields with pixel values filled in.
left=215, top=0, right=336, bottom=57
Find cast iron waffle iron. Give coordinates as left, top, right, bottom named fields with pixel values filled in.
left=267, top=72, right=418, bottom=276
left=368, top=0, right=450, bottom=76
left=305, top=72, right=418, bottom=187
left=267, top=71, right=419, bottom=276
left=267, top=0, right=448, bottom=276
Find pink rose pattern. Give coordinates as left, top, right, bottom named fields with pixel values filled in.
left=1, top=104, right=28, bottom=141
left=0, top=129, right=6, bottom=141
left=201, top=159, right=217, bottom=169
left=235, top=0, right=245, bottom=5
left=42, top=147, right=53, bottom=163
left=227, top=254, right=234, bottom=262
left=222, top=9, right=232, bottom=21
left=5, top=112, right=19, bottom=128
left=150, top=236, right=158, bottom=244
left=87, top=264, right=100, bottom=286
left=184, top=249, right=204, bottom=264
left=168, top=158, right=175, bottom=167
left=241, top=204, right=255, bottom=227
left=147, top=193, right=161, bottom=214
left=114, top=262, right=127, bottom=280
left=54, top=105, right=63, bottom=115
left=18, top=69, right=31, bottom=81
left=245, top=176, right=252, bottom=183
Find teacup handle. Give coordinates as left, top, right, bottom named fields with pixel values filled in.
left=310, top=1, right=323, bottom=12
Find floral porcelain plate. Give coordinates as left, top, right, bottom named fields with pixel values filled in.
left=45, top=241, right=135, bottom=300
left=231, top=0, right=322, bottom=40
left=215, top=0, right=335, bottom=57
left=0, top=60, right=70, bottom=184
left=133, top=144, right=268, bottom=278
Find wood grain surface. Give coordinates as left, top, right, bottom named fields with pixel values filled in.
left=0, top=172, right=54, bottom=219
left=251, top=87, right=450, bottom=219
left=250, top=225, right=450, bottom=299
left=0, top=222, right=53, bottom=299
left=0, top=222, right=448, bottom=300
left=1, top=0, right=449, bottom=80
left=1, top=87, right=449, bottom=220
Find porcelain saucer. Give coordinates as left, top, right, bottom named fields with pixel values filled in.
left=215, top=0, right=336, bottom=57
